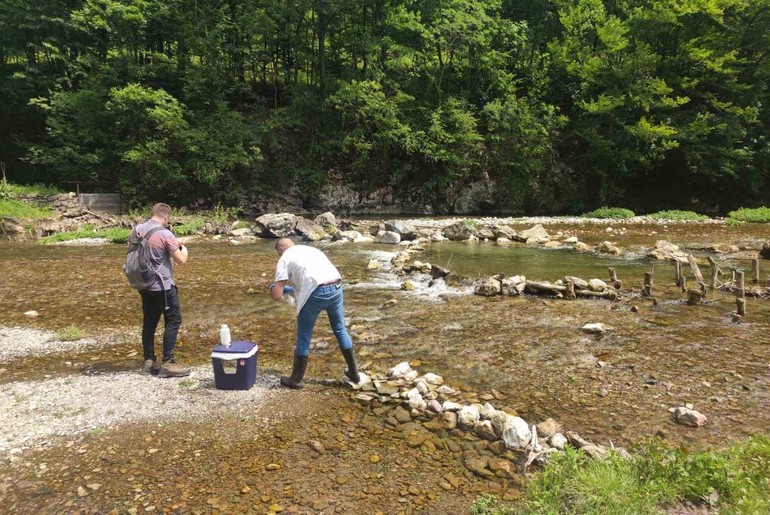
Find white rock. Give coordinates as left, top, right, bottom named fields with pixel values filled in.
left=436, top=385, right=456, bottom=395
left=549, top=433, right=568, bottom=450
left=415, top=379, right=429, bottom=396
left=404, top=370, right=419, bottom=382
left=407, top=388, right=426, bottom=411
left=501, top=415, right=531, bottom=450
left=24, top=311, right=39, bottom=317
left=388, top=362, right=411, bottom=379
left=581, top=323, right=607, bottom=334
left=366, top=259, right=380, bottom=271
left=442, top=401, right=463, bottom=412
left=673, top=407, right=708, bottom=427
left=564, top=236, right=578, bottom=244
left=479, top=403, right=497, bottom=420
left=423, top=373, right=444, bottom=386
left=457, top=405, right=481, bottom=427
left=427, top=399, right=443, bottom=413
left=588, top=278, right=608, bottom=292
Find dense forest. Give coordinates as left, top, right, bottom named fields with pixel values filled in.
left=1, top=0, right=769, bottom=213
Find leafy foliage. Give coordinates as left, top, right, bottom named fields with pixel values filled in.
left=648, top=210, right=709, bottom=221
left=582, top=206, right=636, bottom=219
left=1, top=0, right=769, bottom=212
left=726, top=206, right=770, bottom=223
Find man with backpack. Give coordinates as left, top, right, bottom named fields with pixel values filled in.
left=127, top=203, right=191, bottom=378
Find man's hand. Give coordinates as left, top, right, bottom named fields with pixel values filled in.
left=171, top=244, right=188, bottom=265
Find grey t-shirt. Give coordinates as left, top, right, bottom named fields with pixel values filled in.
left=130, top=220, right=180, bottom=291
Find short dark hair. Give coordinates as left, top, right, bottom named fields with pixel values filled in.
left=275, top=237, right=294, bottom=249
left=151, top=203, right=172, bottom=217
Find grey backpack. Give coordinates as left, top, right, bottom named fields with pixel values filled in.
left=124, top=226, right=163, bottom=290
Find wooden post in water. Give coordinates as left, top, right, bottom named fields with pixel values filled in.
left=736, top=270, right=746, bottom=316
left=687, top=254, right=705, bottom=284
left=707, top=256, right=721, bottom=290
left=608, top=267, right=622, bottom=289
left=565, top=279, right=576, bottom=300
left=675, top=261, right=683, bottom=288
left=643, top=271, right=653, bottom=297
left=752, top=258, right=760, bottom=284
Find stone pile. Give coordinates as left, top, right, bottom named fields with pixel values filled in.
left=472, top=273, right=617, bottom=300
left=347, top=362, right=624, bottom=477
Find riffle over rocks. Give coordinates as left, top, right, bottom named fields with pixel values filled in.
left=347, top=361, right=629, bottom=479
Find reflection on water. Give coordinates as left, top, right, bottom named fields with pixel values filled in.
left=1, top=234, right=769, bottom=449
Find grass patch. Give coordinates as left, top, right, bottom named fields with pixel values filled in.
left=39, top=225, right=131, bottom=244
left=57, top=325, right=86, bottom=341
left=582, top=206, right=636, bottom=219
left=0, top=199, right=53, bottom=220
left=4, top=183, right=62, bottom=196
left=648, top=210, right=709, bottom=221
left=726, top=206, right=770, bottom=223
left=495, top=435, right=770, bottom=515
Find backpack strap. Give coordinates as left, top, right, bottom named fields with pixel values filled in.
left=141, top=225, right=164, bottom=241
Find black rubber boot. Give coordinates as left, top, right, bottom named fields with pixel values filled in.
left=341, top=347, right=360, bottom=384
left=280, top=355, right=308, bottom=389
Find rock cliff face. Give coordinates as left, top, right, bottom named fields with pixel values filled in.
left=249, top=176, right=500, bottom=215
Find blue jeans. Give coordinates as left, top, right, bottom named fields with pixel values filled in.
left=295, top=283, right=352, bottom=357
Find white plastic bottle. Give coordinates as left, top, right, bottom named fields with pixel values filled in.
left=220, top=324, right=231, bottom=347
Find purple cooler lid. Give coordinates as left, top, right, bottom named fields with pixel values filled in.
left=212, top=341, right=257, bottom=354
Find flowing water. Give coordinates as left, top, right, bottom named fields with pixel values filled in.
left=1, top=221, right=768, bottom=451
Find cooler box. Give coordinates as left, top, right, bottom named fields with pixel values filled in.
left=211, top=341, right=258, bottom=390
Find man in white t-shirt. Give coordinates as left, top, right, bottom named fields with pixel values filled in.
left=269, top=237, right=360, bottom=389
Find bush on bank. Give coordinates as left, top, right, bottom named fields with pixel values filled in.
left=648, top=210, right=709, bottom=221
left=581, top=207, right=636, bottom=219
left=472, top=435, right=770, bottom=515
left=726, top=207, right=770, bottom=223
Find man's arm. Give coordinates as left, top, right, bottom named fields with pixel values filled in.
left=171, top=244, right=188, bottom=265
left=269, top=280, right=288, bottom=301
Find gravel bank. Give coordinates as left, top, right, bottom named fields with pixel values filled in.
left=0, top=365, right=278, bottom=457
left=0, top=326, right=113, bottom=361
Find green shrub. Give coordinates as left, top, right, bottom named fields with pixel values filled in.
left=515, top=435, right=770, bottom=515
left=471, top=494, right=514, bottom=515
left=57, top=325, right=86, bottom=341
left=648, top=210, right=709, bottom=221
left=0, top=199, right=53, bottom=220
left=174, top=218, right=205, bottom=235
left=39, top=226, right=130, bottom=244
left=582, top=207, right=636, bottom=219
left=726, top=207, right=770, bottom=223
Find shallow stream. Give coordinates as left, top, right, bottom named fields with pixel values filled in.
left=1, top=221, right=768, bottom=450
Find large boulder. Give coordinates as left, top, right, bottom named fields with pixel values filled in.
left=314, top=212, right=337, bottom=229
left=442, top=221, right=477, bottom=241
left=295, top=217, right=326, bottom=241
left=0, top=217, right=25, bottom=234
left=384, top=220, right=416, bottom=240
left=519, top=224, right=550, bottom=244
left=255, top=213, right=298, bottom=238
left=474, top=277, right=502, bottom=296
left=500, top=415, right=531, bottom=450
left=501, top=276, right=526, bottom=296
left=493, top=225, right=517, bottom=240
left=476, top=226, right=496, bottom=240
left=648, top=240, right=689, bottom=263
left=375, top=230, right=401, bottom=244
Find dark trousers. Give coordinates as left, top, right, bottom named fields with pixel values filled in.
left=140, top=286, right=182, bottom=362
